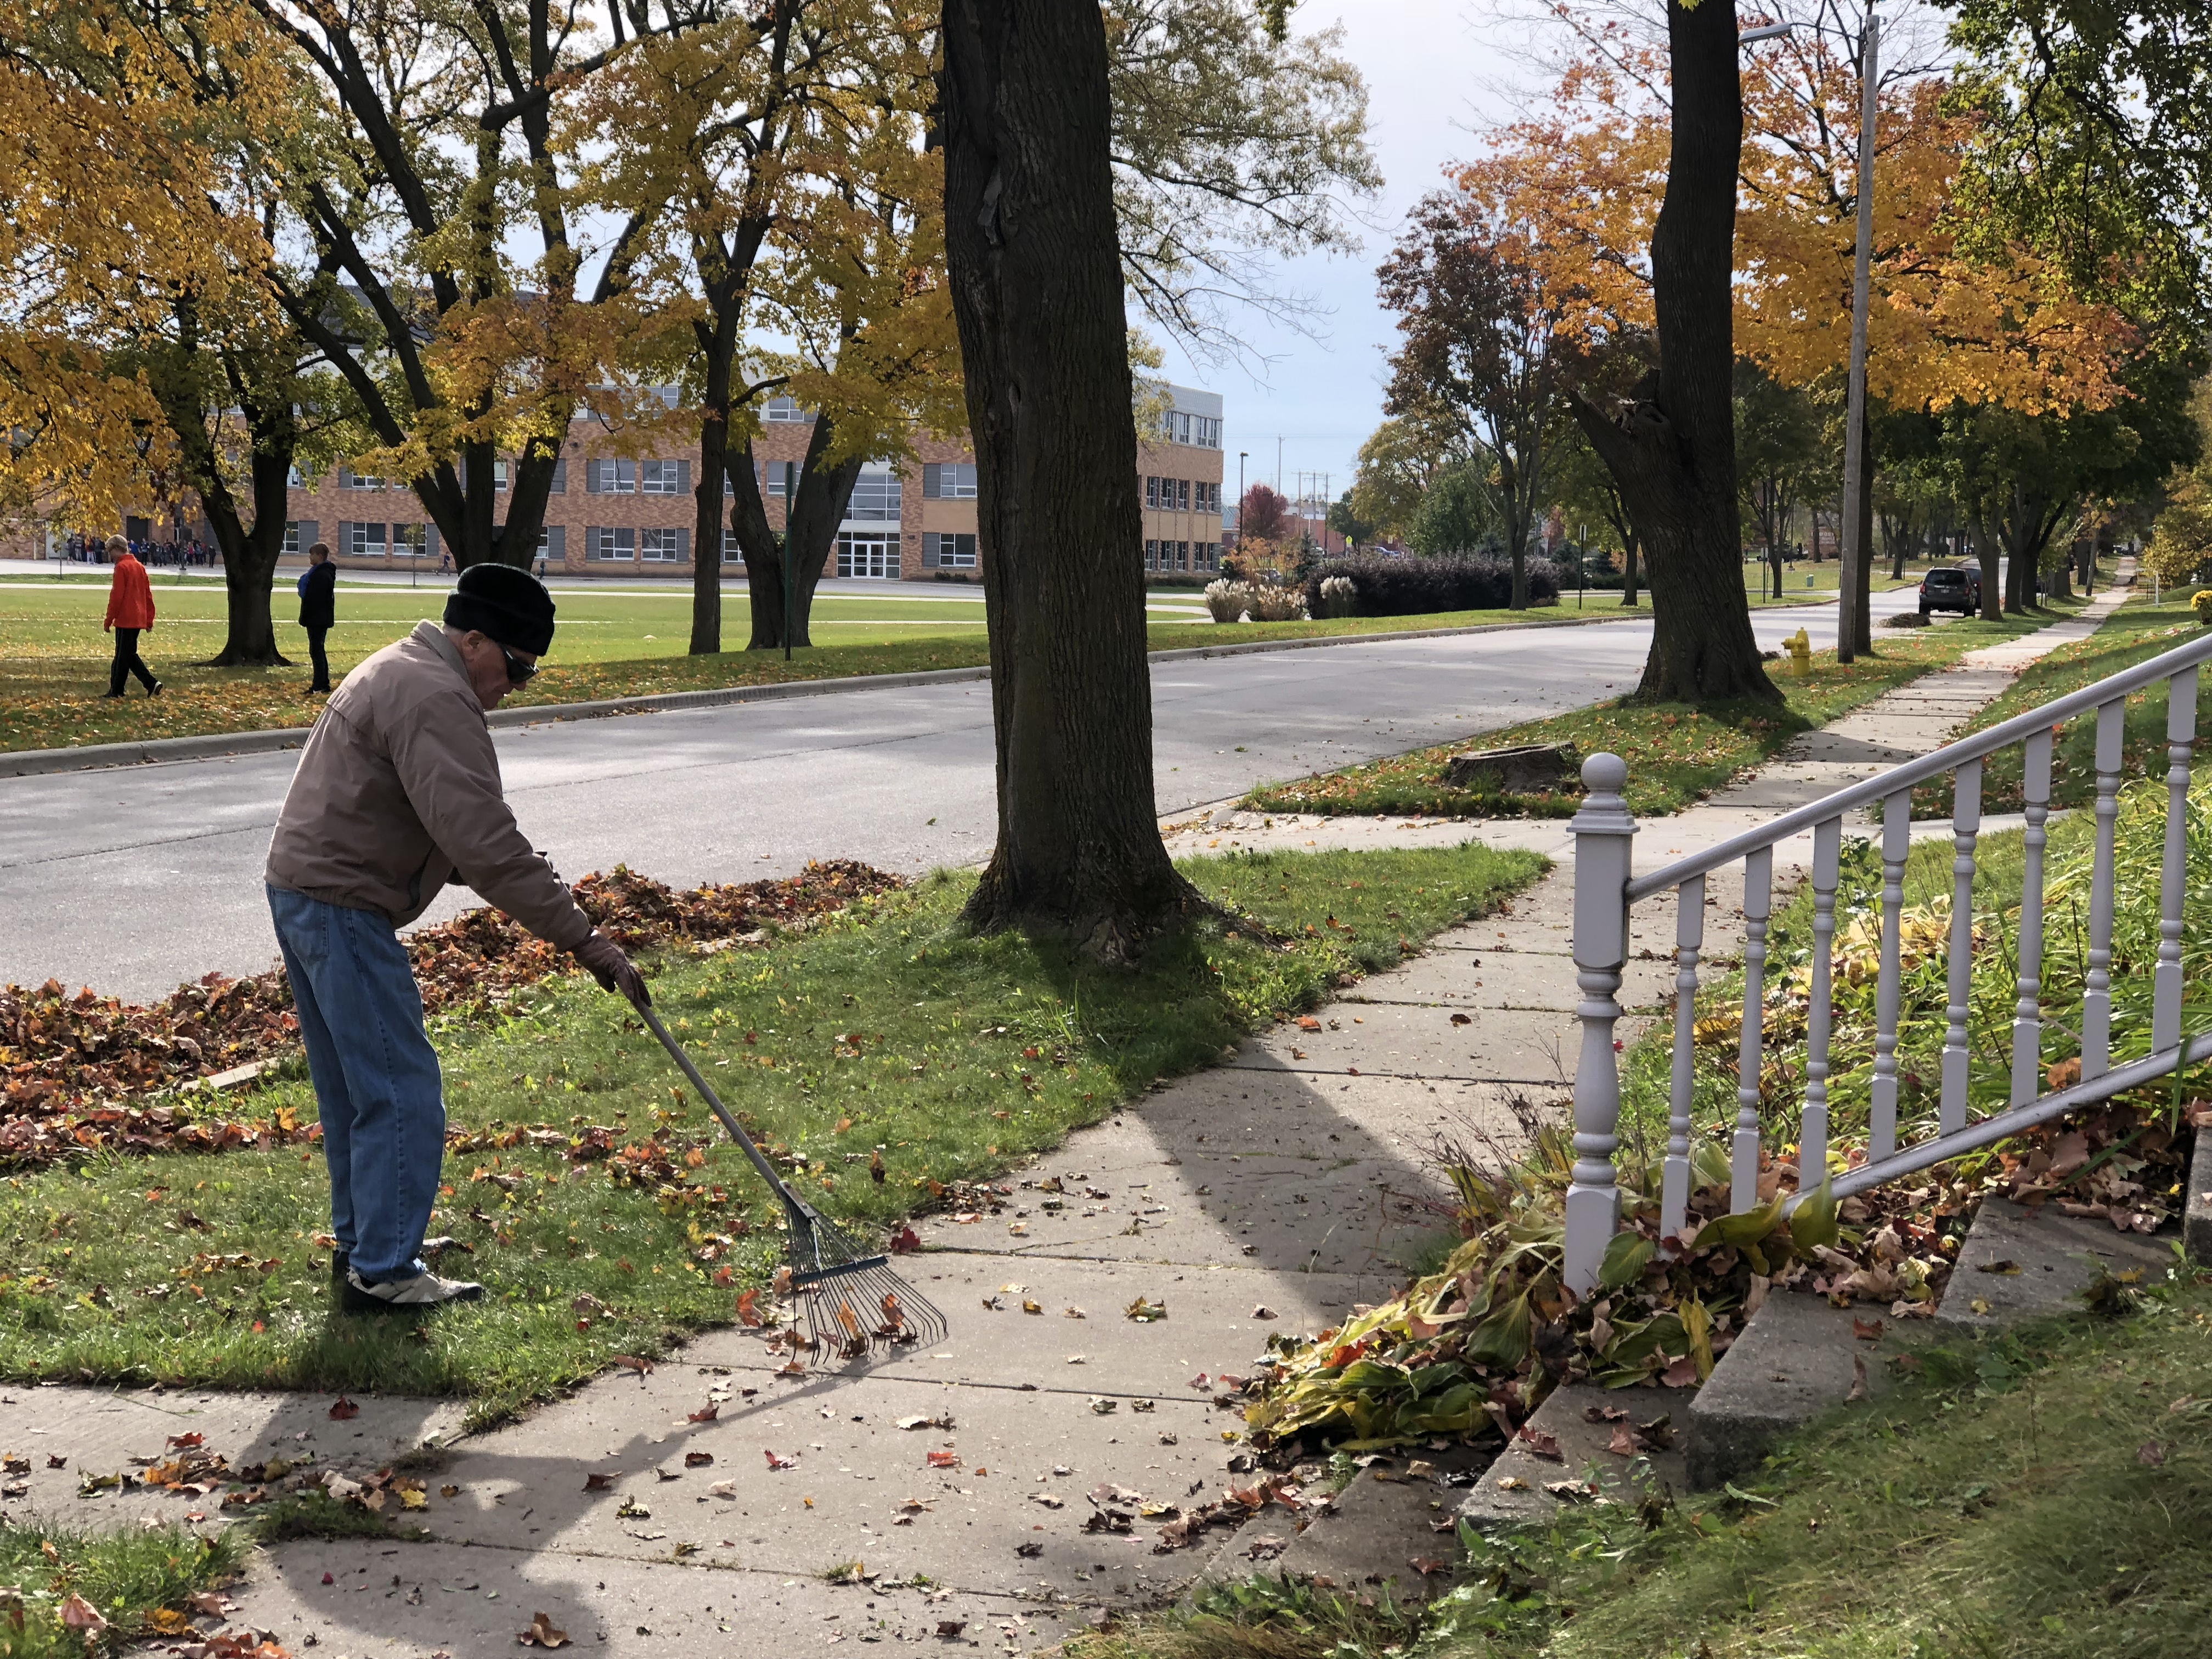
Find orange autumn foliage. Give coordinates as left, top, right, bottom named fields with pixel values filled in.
left=1457, top=40, right=2131, bottom=417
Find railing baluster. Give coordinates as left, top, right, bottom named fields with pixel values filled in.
left=1564, top=754, right=1637, bottom=1294
left=2011, top=729, right=2053, bottom=1106
left=2083, top=698, right=2124, bottom=1080
left=1732, top=847, right=1774, bottom=1212
left=1663, top=874, right=1705, bottom=1242
left=1940, top=758, right=1982, bottom=1136
left=2154, top=667, right=2197, bottom=1052
left=1800, top=817, right=1842, bottom=1186
left=1869, top=789, right=1909, bottom=1161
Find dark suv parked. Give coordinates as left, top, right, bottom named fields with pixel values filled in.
left=1919, top=566, right=1981, bottom=616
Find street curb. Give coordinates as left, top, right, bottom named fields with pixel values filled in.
left=0, top=610, right=1654, bottom=781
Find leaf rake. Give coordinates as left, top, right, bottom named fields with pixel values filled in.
left=634, top=1000, right=947, bottom=1363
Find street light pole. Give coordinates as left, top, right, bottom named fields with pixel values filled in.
left=1837, top=5, right=1879, bottom=662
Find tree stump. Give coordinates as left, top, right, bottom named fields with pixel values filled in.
left=1443, top=742, right=1578, bottom=793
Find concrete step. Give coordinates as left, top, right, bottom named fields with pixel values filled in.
left=1457, top=1382, right=1688, bottom=1532
left=1683, top=1197, right=2177, bottom=1492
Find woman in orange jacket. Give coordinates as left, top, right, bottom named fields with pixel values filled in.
left=101, top=535, right=161, bottom=698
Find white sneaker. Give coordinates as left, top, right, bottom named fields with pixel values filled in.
left=342, top=1267, right=486, bottom=1313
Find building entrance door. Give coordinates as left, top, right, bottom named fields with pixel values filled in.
left=838, top=533, right=899, bottom=579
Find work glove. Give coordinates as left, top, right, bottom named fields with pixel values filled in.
left=575, top=929, right=650, bottom=1008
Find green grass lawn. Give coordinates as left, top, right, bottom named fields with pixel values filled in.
left=0, top=1521, right=249, bottom=1657
left=1073, top=1275, right=2212, bottom=1659
left=0, top=577, right=1636, bottom=754
left=0, top=842, right=1543, bottom=1427
left=1245, top=608, right=2067, bottom=822
left=1910, top=594, right=2212, bottom=817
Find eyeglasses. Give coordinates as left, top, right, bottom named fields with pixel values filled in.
left=499, top=646, right=539, bottom=685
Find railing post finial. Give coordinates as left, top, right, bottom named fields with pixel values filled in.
left=1565, top=752, right=1636, bottom=1295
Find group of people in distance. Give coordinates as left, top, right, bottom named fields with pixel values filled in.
left=98, top=537, right=338, bottom=699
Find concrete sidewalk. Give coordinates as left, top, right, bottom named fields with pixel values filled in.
left=0, top=592, right=2128, bottom=1657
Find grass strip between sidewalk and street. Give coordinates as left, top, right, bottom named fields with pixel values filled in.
left=1244, top=607, right=2076, bottom=822
left=1067, top=1272, right=2212, bottom=1659
left=0, top=842, right=1543, bottom=1427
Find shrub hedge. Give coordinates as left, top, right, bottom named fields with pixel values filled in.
left=1302, top=551, right=1561, bottom=617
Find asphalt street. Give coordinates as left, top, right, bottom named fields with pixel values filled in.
left=1, top=591, right=1918, bottom=1001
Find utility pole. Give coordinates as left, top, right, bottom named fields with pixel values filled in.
left=1837, top=4, right=1879, bottom=662
left=1237, top=452, right=1248, bottom=550
left=1276, top=437, right=1283, bottom=494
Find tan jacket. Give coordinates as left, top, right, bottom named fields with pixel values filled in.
left=264, top=620, right=594, bottom=950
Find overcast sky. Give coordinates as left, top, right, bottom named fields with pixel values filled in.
left=1153, top=2, right=1530, bottom=511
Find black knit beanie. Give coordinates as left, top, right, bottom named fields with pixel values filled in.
left=445, top=562, right=556, bottom=654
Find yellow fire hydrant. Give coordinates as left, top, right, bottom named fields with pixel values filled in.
left=1785, top=628, right=1812, bottom=678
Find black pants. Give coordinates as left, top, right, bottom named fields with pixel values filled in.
left=109, top=629, right=156, bottom=696
left=306, top=626, right=330, bottom=691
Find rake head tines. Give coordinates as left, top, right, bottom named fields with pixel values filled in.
left=778, top=1194, right=947, bottom=1363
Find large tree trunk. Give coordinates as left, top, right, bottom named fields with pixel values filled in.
left=690, top=309, right=740, bottom=656
left=1975, top=520, right=2004, bottom=620
left=1570, top=0, right=1775, bottom=704
left=730, top=422, right=865, bottom=651
left=1621, top=531, right=1640, bottom=606
left=940, top=0, right=1197, bottom=954
left=203, top=437, right=295, bottom=667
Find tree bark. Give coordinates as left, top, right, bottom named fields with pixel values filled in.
left=940, top=0, right=1197, bottom=954
left=1976, top=520, right=2004, bottom=620
left=1849, top=410, right=1875, bottom=651
left=1568, top=0, right=1775, bottom=704
left=1621, top=532, right=1640, bottom=607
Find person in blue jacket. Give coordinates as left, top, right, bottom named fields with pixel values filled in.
left=298, top=541, right=338, bottom=694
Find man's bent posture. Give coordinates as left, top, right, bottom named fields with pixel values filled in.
left=264, top=564, right=646, bottom=1311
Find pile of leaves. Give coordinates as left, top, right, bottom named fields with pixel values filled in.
left=1244, top=1094, right=2196, bottom=1458
left=0, top=861, right=899, bottom=1169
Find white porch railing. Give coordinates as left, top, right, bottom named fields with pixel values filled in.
left=1562, top=625, right=2212, bottom=1293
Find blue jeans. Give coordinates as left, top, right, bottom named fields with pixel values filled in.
left=267, top=884, right=444, bottom=1284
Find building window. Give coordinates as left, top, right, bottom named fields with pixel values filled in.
left=1143, top=538, right=1159, bottom=572
left=763, top=396, right=808, bottom=422
left=1177, top=540, right=1192, bottom=571
left=286, top=465, right=306, bottom=488
left=588, top=526, right=635, bottom=561
left=393, top=522, right=427, bottom=557
left=347, top=521, right=386, bottom=557
left=764, top=460, right=797, bottom=498
left=924, top=532, right=977, bottom=569
left=837, top=532, right=899, bottom=579
left=1144, top=476, right=1159, bottom=510
left=589, top=459, right=637, bottom=494
left=641, top=527, right=686, bottom=562
left=1197, top=541, right=1218, bottom=571
left=1177, top=478, right=1192, bottom=511
left=922, top=462, right=978, bottom=499
left=641, top=459, right=686, bottom=495
left=845, top=466, right=901, bottom=523
left=283, top=522, right=301, bottom=556
left=493, top=460, right=510, bottom=493
left=341, top=467, right=386, bottom=490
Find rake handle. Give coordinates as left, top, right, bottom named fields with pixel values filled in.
left=632, top=997, right=809, bottom=1216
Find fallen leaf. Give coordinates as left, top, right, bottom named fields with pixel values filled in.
left=518, top=1610, right=570, bottom=1648
left=328, top=1395, right=360, bottom=1421
left=1410, top=1556, right=1448, bottom=1575
left=1449, top=1013, right=1471, bottom=1026
left=58, top=1594, right=106, bottom=1635
left=937, top=1622, right=966, bottom=1638
left=1852, top=1316, right=1886, bottom=1342
left=1125, top=1297, right=1167, bottom=1323
left=685, top=1452, right=714, bottom=1468
left=1251, top=1305, right=1277, bottom=1321
left=1515, top=1426, right=1563, bottom=1462
left=764, top=1449, right=799, bottom=1471
left=1844, top=1355, right=1871, bottom=1404
left=889, top=1224, right=921, bottom=1254
left=584, top=1473, right=616, bottom=1492
left=736, top=1290, right=764, bottom=1328
left=927, top=1452, right=961, bottom=1469
left=2139, top=1441, right=2168, bottom=1467
left=613, top=1355, right=655, bottom=1376
left=1975, top=1259, right=2022, bottom=1276
left=687, top=1404, right=720, bottom=1424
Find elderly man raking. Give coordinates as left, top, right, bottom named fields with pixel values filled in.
left=263, top=565, right=646, bottom=1311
